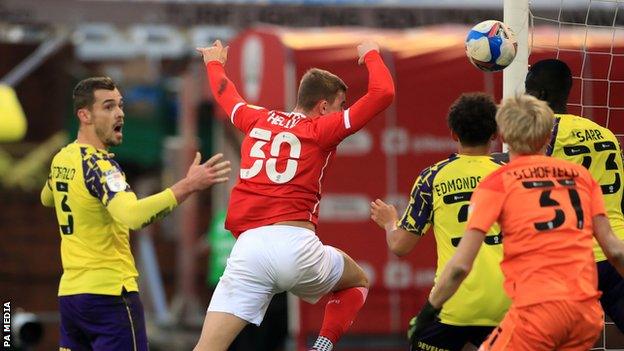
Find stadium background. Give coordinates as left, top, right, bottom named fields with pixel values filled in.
left=1, top=0, right=623, bottom=350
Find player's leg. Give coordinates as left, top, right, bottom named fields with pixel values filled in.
left=330, top=249, right=369, bottom=291
left=558, top=299, right=603, bottom=351
left=306, top=249, right=369, bottom=351
left=59, top=295, right=92, bottom=351
left=597, top=260, right=624, bottom=331
left=194, top=226, right=281, bottom=351
left=410, top=322, right=479, bottom=351
left=465, top=326, right=496, bottom=350
left=194, top=312, right=248, bottom=351
left=321, top=251, right=369, bottom=336
left=85, top=292, right=148, bottom=351
left=480, top=302, right=579, bottom=351
left=119, top=291, right=149, bottom=351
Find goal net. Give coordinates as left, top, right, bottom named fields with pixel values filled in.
left=526, top=0, right=624, bottom=349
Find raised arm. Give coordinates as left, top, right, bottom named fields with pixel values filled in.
left=198, top=41, right=264, bottom=133
left=348, top=43, right=395, bottom=130
left=316, top=42, right=395, bottom=149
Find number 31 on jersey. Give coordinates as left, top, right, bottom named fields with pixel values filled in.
left=241, top=127, right=301, bottom=184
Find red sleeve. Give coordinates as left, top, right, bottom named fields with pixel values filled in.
left=206, top=61, right=265, bottom=134
left=466, top=173, right=505, bottom=233
left=314, top=51, right=395, bottom=150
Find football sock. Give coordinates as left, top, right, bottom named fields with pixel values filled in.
left=311, top=336, right=333, bottom=351
left=313, top=287, right=369, bottom=350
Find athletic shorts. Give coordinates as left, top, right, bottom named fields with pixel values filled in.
left=410, top=320, right=494, bottom=351
left=59, top=290, right=147, bottom=351
left=207, top=225, right=345, bottom=326
left=479, top=299, right=603, bottom=351
left=597, top=259, right=624, bottom=332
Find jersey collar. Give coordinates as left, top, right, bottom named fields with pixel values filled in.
left=71, top=141, right=111, bottom=156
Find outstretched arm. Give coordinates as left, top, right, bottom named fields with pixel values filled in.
left=107, top=189, right=177, bottom=231
left=371, top=199, right=421, bottom=256
left=370, top=166, right=436, bottom=256
left=106, top=153, right=230, bottom=230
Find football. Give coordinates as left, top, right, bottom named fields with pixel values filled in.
left=465, top=20, right=517, bottom=72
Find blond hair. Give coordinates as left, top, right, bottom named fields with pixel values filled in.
left=496, top=94, right=554, bottom=154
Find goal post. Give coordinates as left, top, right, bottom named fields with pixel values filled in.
left=503, top=0, right=530, bottom=99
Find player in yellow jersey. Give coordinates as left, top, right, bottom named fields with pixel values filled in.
left=40, top=77, right=231, bottom=351
left=370, top=93, right=510, bottom=351
left=526, top=59, right=624, bottom=331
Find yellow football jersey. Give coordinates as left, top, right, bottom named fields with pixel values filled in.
left=41, top=142, right=177, bottom=296
left=399, top=154, right=510, bottom=326
left=547, top=114, right=624, bottom=262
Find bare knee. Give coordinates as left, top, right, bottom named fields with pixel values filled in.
left=334, top=251, right=370, bottom=291
left=194, top=311, right=247, bottom=351
left=358, top=269, right=370, bottom=289
left=345, top=253, right=369, bottom=289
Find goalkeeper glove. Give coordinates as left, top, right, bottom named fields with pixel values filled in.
left=407, top=300, right=441, bottom=344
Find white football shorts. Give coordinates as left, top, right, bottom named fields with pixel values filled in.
left=207, top=225, right=344, bottom=325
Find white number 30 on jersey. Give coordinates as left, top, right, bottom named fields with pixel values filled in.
left=240, top=127, right=301, bottom=184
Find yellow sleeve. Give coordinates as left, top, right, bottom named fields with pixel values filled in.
left=40, top=176, right=54, bottom=208
left=398, top=166, right=434, bottom=235
left=106, top=188, right=178, bottom=231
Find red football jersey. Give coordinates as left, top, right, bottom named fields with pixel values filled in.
left=206, top=51, right=394, bottom=236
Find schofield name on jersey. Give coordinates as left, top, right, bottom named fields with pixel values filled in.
left=267, top=111, right=304, bottom=129
left=433, top=176, right=481, bottom=196
left=510, top=166, right=580, bottom=180
left=52, top=166, right=76, bottom=180
left=571, top=128, right=604, bottom=143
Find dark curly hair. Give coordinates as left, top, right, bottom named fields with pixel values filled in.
left=447, top=93, right=497, bottom=147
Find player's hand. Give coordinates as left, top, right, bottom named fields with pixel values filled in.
left=370, top=198, right=398, bottom=230
left=357, top=40, right=380, bottom=65
left=185, top=152, right=231, bottom=191
left=407, top=300, right=440, bottom=345
left=196, top=40, right=229, bottom=66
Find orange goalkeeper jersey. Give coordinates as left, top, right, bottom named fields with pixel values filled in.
left=466, top=155, right=605, bottom=307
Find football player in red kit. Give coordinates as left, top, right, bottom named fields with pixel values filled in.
left=194, top=40, right=394, bottom=351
